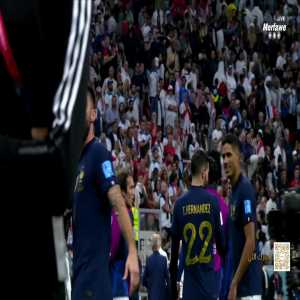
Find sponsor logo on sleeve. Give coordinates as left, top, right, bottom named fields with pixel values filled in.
left=244, top=199, right=252, bottom=214
left=102, top=160, right=114, bottom=179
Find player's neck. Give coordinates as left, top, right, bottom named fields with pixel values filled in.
left=191, top=178, right=205, bottom=187
left=85, top=126, right=95, bottom=146
left=230, top=170, right=241, bottom=188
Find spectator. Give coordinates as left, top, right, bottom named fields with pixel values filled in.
left=165, top=85, right=178, bottom=129
left=268, top=272, right=284, bottom=300
left=266, top=190, right=278, bottom=216
left=290, top=164, right=300, bottom=188
left=159, top=180, right=172, bottom=234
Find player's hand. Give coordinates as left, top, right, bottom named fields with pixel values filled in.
left=227, top=282, right=237, bottom=300
left=123, top=249, right=140, bottom=295
left=31, top=127, right=48, bottom=140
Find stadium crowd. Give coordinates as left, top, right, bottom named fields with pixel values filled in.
left=83, top=0, right=300, bottom=298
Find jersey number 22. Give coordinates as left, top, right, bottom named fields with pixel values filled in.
left=183, top=221, right=212, bottom=266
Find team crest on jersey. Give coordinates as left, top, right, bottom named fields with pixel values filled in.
left=74, top=169, right=85, bottom=192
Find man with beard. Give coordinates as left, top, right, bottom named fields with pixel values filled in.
left=170, top=150, right=226, bottom=300
left=72, top=88, right=139, bottom=300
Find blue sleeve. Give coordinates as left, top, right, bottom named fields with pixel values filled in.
left=171, top=201, right=180, bottom=239
left=96, top=145, right=118, bottom=195
left=212, top=196, right=226, bottom=259
left=239, top=183, right=256, bottom=226
left=142, top=258, right=149, bottom=288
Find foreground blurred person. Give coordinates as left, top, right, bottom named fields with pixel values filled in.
left=0, top=1, right=92, bottom=299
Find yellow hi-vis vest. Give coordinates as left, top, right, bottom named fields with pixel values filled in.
left=131, top=207, right=139, bottom=242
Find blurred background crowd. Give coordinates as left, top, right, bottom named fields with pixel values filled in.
left=85, top=0, right=300, bottom=298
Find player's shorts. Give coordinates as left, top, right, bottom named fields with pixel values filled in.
left=237, top=296, right=261, bottom=300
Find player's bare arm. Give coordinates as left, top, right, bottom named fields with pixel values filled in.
left=228, top=222, right=256, bottom=300
left=108, top=184, right=140, bottom=294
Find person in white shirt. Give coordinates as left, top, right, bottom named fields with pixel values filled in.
left=179, top=96, right=192, bottom=135
left=107, top=15, right=117, bottom=34
left=149, top=146, right=162, bottom=179
left=241, top=70, right=252, bottom=97
left=188, top=126, right=201, bottom=159
left=157, top=80, right=166, bottom=127
left=164, top=85, right=178, bottom=128
left=266, top=192, right=278, bottom=216
left=119, top=112, right=131, bottom=132
left=276, top=50, right=286, bottom=71
left=174, top=71, right=181, bottom=102
left=264, top=76, right=273, bottom=120
left=126, top=97, right=139, bottom=125
left=90, top=65, right=98, bottom=84
left=135, top=175, right=148, bottom=208
left=226, top=65, right=237, bottom=98
left=274, top=137, right=287, bottom=171
left=213, top=60, right=226, bottom=87
left=235, top=52, right=247, bottom=75
left=181, top=62, right=193, bottom=89
left=190, top=63, right=198, bottom=92
left=152, top=9, right=165, bottom=28
left=141, top=19, right=152, bottom=41
left=251, top=4, right=264, bottom=28
left=159, top=181, right=172, bottom=230
left=149, top=59, right=160, bottom=98
left=102, top=66, right=117, bottom=98
left=211, top=118, right=224, bottom=151
left=138, top=121, right=151, bottom=158
left=121, top=61, right=131, bottom=87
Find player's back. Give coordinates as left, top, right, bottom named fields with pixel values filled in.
left=172, top=186, right=225, bottom=300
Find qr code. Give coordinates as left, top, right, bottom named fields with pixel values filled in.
left=273, top=242, right=290, bottom=272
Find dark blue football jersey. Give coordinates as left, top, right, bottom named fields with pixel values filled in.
left=72, top=138, right=118, bottom=300
left=228, top=175, right=262, bottom=297
left=172, top=186, right=226, bottom=300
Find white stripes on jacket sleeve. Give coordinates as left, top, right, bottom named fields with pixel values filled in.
left=52, top=0, right=92, bottom=131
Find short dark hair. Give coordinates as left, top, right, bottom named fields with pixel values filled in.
left=169, top=172, right=177, bottom=184
left=87, top=86, right=96, bottom=108
left=118, top=171, right=132, bottom=193
left=222, top=134, right=241, bottom=153
left=208, top=151, right=221, bottom=185
left=191, top=150, right=209, bottom=177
